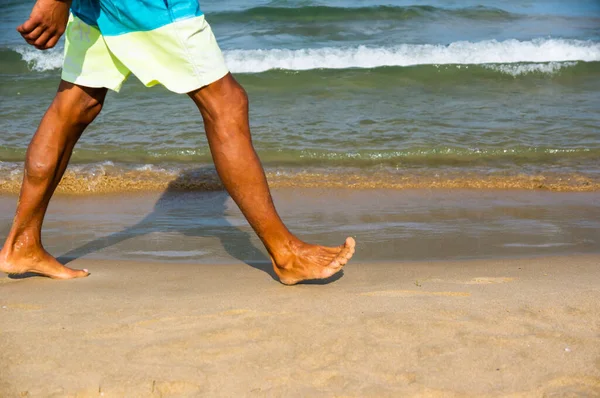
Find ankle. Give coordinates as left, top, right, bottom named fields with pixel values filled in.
left=268, top=237, right=303, bottom=270
left=2, top=231, right=42, bottom=256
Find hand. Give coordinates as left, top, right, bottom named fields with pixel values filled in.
left=17, top=0, right=72, bottom=50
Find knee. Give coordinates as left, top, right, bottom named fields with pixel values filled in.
left=198, top=76, right=249, bottom=122
left=53, top=89, right=105, bottom=126
left=70, top=95, right=104, bottom=125
left=230, top=83, right=249, bottom=113
left=25, top=157, right=56, bottom=181
left=218, top=79, right=249, bottom=118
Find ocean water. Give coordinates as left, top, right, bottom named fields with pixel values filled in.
left=1, top=0, right=600, bottom=193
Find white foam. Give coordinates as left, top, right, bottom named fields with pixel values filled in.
left=223, top=38, right=598, bottom=73
left=502, top=242, right=574, bottom=248
left=135, top=164, right=156, bottom=172
left=13, top=38, right=600, bottom=73
left=133, top=164, right=172, bottom=173
left=483, top=61, right=578, bottom=76
left=14, top=45, right=64, bottom=72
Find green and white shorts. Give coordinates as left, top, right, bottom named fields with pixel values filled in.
left=62, top=2, right=229, bottom=93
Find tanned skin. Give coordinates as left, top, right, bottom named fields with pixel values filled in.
left=0, top=0, right=355, bottom=284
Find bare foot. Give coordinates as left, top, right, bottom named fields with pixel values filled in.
left=0, top=246, right=89, bottom=279
left=271, top=237, right=356, bottom=285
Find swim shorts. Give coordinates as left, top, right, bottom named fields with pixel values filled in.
left=62, top=0, right=229, bottom=93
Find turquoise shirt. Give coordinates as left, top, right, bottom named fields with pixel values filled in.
left=71, top=0, right=203, bottom=36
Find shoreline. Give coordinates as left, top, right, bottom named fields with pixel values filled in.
left=2, top=255, right=599, bottom=396
left=1, top=167, right=599, bottom=194
left=1, top=189, right=599, bottom=264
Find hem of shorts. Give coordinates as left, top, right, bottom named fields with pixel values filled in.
left=156, top=68, right=230, bottom=94
left=61, top=72, right=125, bottom=92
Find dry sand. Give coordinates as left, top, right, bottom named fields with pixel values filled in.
left=1, top=255, right=599, bottom=397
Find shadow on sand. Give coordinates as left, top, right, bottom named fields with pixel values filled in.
left=48, top=166, right=342, bottom=284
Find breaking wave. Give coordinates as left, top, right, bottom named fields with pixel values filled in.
left=5, top=38, right=599, bottom=75
left=223, top=39, right=600, bottom=73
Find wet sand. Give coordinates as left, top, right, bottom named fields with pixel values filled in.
left=1, top=189, right=599, bottom=264
left=1, top=255, right=599, bottom=396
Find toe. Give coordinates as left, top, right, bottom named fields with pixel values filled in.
left=53, top=268, right=90, bottom=279
left=336, top=255, right=349, bottom=267
left=344, top=249, right=354, bottom=260
left=339, top=245, right=354, bottom=261
left=345, top=237, right=356, bottom=249
left=329, top=259, right=341, bottom=269
left=324, top=245, right=344, bottom=254
left=73, top=268, right=90, bottom=278
left=76, top=269, right=90, bottom=278
left=321, top=265, right=342, bottom=279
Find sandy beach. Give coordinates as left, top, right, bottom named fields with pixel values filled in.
left=1, top=254, right=599, bottom=396
left=2, top=0, right=600, bottom=395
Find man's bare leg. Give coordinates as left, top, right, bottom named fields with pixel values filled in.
left=189, top=74, right=355, bottom=285
left=0, top=81, right=107, bottom=279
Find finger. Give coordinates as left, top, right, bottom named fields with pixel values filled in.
left=23, top=26, right=44, bottom=41
left=34, top=31, right=52, bottom=49
left=17, top=18, right=39, bottom=34
left=44, top=35, right=61, bottom=50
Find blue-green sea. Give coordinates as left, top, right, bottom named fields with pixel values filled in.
left=1, top=0, right=600, bottom=192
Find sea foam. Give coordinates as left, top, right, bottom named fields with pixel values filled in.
left=14, top=46, right=64, bottom=72
left=482, top=61, right=578, bottom=76
left=223, top=39, right=599, bottom=73
left=12, top=38, right=600, bottom=74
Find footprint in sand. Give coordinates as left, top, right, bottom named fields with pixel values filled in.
left=360, top=290, right=470, bottom=297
